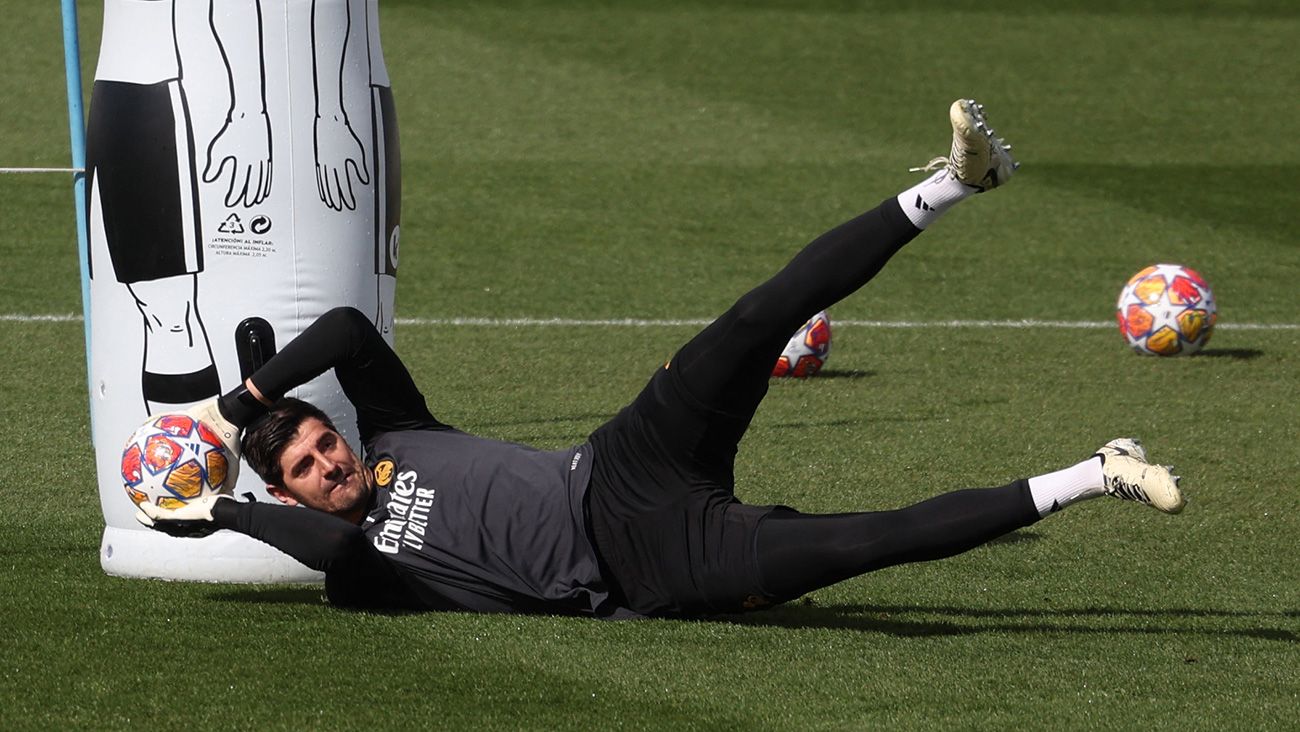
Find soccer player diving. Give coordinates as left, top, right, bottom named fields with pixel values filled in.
left=138, top=100, right=1185, bottom=618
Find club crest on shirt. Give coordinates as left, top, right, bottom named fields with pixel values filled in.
left=373, top=459, right=395, bottom=487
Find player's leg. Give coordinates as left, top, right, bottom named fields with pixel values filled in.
left=752, top=439, right=1183, bottom=602
left=668, top=199, right=917, bottom=417
left=665, top=100, right=1018, bottom=454
left=754, top=481, right=1038, bottom=602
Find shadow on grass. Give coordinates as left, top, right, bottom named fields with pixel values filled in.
left=208, top=586, right=432, bottom=616
left=472, top=412, right=612, bottom=429
left=463, top=412, right=610, bottom=445
left=207, top=585, right=1295, bottom=644
left=1196, top=348, right=1265, bottom=360
left=209, top=587, right=325, bottom=605
left=761, top=418, right=870, bottom=432
left=985, top=530, right=1042, bottom=546
left=1032, top=162, right=1296, bottom=245
left=727, top=602, right=1299, bottom=643
left=806, top=369, right=874, bottom=381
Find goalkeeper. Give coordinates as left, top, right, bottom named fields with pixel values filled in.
left=141, top=100, right=1184, bottom=618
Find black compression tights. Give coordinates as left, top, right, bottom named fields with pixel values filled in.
left=653, top=197, right=1042, bottom=601
left=755, top=481, right=1042, bottom=602
left=668, top=198, right=920, bottom=428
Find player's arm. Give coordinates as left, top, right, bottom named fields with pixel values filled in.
left=138, top=495, right=426, bottom=610
left=218, top=307, right=450, bottom=442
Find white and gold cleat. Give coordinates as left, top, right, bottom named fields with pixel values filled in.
left=1095, top=438, right=1186, bottom=514
left=911, top=99, right=1019, bottom=191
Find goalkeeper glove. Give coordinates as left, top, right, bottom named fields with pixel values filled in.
left=184, top=397, right=242, bottom=491
left=136, top=494, right=232, bottom=539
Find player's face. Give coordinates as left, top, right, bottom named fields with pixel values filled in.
left=269, top=417, right=373, bottom=523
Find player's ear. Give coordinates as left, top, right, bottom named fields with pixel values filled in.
left=266, top=484, right=299, bottom=507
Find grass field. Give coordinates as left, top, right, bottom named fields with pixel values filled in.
left=2, top=1, right=1298, bottom=729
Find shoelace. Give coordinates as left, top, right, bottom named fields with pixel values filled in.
left=908, top=157, right=951, bottom=174
left=907, top=108, right=1014, bottom=177
left=1099, top=446, right=1156, bottom=505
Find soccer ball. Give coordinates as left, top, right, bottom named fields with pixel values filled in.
left=772, top=311, right=832, bottom=378
left=120, top=414, right=231, bottom=509
left=1116, top=264, right=1216, bottom=356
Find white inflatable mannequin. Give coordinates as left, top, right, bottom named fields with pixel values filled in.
left=86, top=0, right=399, bottom=581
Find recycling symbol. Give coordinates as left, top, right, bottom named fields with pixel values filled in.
left=250, top=215, right=272, bottom=235
left=218, top=214, right=245, bottom=234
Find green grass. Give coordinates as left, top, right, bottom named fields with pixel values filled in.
left=2, top=1, right=1298, bottom=729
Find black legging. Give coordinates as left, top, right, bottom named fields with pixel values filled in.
left=755, top=483, right=1041, bottom=602
left=664, top=197, right=1040, bottom=603
left=669, top=199, right=919, bottom=428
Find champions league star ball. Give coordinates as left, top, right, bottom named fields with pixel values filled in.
left=120, top=414, right=231, bottom=509
left=1116, top=264, right=1217, bottom=356
left=772, top=311, right=832, bottom=378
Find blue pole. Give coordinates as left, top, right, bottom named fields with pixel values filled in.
left=61, top=0, right=93, bottom=402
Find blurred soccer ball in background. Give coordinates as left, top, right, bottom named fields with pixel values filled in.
left=773, top=310, right=832, bottom=377
left=120, top=414, right=230, bottom=509
left=1116, top=264, right=1216, bottom=356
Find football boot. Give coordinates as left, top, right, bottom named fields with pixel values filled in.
left=911, top=99, right=1018, bottom=191
left=1094, top=437, right=1186, bottom=514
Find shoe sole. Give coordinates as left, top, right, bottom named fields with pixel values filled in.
left=950, top=99, right=1017, bottom=190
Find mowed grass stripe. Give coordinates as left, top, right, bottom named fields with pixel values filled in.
left=3, top=313, right=1297, bottom=330
left=3, top=2, right=1299, bottom=730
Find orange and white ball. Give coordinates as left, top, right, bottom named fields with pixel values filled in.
left=1116, top=264, right=1216, bottom=356
left=773, top=311, right=832, bottom=377
left=120, top=414, right=230, bottom=509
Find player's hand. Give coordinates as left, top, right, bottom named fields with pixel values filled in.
left=185, top=398, right=241, bottom=456
left=135, top=494, right=231, bottom=539
left=184, top=398, right=242, bottom=491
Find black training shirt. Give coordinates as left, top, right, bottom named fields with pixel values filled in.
left=213, top=307, right=627, bottom=616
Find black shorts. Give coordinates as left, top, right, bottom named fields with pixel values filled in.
left=586, top=363, right=780, bottom=617
left=86, top=79, right=201, bottom=284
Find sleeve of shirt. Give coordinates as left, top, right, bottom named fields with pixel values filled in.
left=232, top=306, right=451, bottom=442
left=211, top=498, right=425, bottom=610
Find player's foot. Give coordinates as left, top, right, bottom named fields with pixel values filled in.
left=910, top=99, right=1018, bottom=191
left=1094, top=438, right=1185, bottom=514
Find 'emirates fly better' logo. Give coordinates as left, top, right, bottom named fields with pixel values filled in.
left=373, top=468, right=435, bottom=555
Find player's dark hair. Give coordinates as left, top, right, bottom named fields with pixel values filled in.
left=241, top=397, right=339, bottom=487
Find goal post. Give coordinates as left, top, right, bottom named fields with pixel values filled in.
left=60, top=0, right=91, bottom=364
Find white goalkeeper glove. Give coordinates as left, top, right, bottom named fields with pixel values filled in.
left=184, top=397, right=242, bottom=491
left=136, top=494, right=233, bottom=538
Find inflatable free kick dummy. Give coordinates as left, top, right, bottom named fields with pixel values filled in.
left=85, top=0, right=401, bottom=581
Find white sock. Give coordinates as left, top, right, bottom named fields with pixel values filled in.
left=1027, top=457, right=1105, bottom=518
left=895, top=170, right=978, bottom=229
